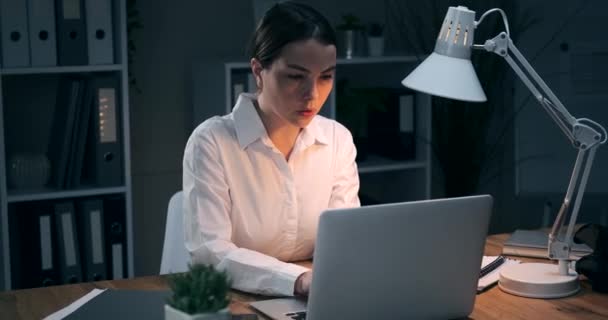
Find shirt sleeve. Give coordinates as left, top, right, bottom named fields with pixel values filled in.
left=328, top=125, right=361, bottom=209
left=182, top=125, right=309, bottom=296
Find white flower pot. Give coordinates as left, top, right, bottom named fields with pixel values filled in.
left=368, top=36, right=384, bottom=57
left=165, top=304, right=230, bottom=320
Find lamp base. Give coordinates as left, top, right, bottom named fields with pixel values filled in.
left=498, top=263, right=579, bottom=298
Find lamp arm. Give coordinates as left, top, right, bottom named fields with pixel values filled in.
left=476, top=32, right=607, bottom=274
left=549, top=146, right=597, bottom=267
left=476, top=33, right=578, bottom=143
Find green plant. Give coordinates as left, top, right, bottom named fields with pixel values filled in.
left=337, top=14, right=365, bottom=31
left=368, top=22, right=384, bottom=37
left=166, top=264, right=231, bottom=315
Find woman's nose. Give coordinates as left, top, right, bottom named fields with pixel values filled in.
left=303, top=78, right=319, bottom=101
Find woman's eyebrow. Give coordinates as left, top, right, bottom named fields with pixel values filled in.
left=287, top=64, right=336, bottom=73
left=322, top=66, right=336, bottom=73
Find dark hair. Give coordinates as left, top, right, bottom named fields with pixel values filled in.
left=249, top=1, right=336, bottom=68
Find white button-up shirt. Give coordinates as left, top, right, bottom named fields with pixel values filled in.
left=183, top=93, right=360, bottom=296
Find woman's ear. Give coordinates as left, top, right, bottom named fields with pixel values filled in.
left=250, top=58, right=263, bottom=91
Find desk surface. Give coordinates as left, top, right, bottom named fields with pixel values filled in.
left=1, top=234, right=607, bottom=320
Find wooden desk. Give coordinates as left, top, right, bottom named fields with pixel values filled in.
left=1, top=234, right=607, bottom=320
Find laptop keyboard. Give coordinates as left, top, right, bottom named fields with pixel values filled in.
left=285, top=311, right=306, bottom=319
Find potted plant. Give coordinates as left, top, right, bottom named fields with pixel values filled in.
left=165, top=264, right=231, bottom=320
left=367, top=22, right=384, bottom=57
left=336, top=14, right=365, bottom=58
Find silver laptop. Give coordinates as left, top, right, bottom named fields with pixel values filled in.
left=250, top=195, right=493, bottom=320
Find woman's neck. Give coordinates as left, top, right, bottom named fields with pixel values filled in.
left=254, top=99, right=301, bottom=160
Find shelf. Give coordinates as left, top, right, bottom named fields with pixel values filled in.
left=357, top=155, right=427, bottom=174
left=225, top=55, right=424, bottom=71
left=0, top=64, right=124, bottom=75
left=7, top=186, right=127, bottom=203
left=225, top=62, right=250, bottom=69
left=336, top=55, right=424, bottom=65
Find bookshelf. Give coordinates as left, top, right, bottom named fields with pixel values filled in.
left=0, top=0, right=133, bottom=290
left=193, top=56, right=432, bottom=205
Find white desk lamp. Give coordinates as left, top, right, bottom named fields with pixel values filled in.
left=402, top=6, right=607, bottom=298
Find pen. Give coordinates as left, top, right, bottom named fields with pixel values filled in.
left=480, top=255, right=506, bottom=279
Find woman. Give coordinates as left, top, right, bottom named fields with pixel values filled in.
left=183, top=1, right=360, bottom=297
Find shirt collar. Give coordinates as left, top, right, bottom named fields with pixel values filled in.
left=233, top=93, right=330, bottom=149
left=300, top=116, right=329, bottom=147
left=233, top=93, right=268, bottom=149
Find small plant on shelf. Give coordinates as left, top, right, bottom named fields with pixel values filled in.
left=368, top=22, right=384, bottom=38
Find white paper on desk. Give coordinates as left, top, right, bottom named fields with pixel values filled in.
left=478, top=256, right=520, bottom=292
left=43, top=288, right=106, bottom=320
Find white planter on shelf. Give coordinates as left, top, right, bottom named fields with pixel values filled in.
left=367, top=36, right=384, bottom=57
left=165, top=305, right=230, bottom=320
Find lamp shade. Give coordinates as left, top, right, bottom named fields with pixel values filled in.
left=402, top=6, right=487, bottom=102
left=402, top=52, right=487, bottom=102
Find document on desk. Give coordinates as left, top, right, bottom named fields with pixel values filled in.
left=43, top=288, right=106, bottom=320
left=478, top=255, right=520, bottom=293
left=42, top=289, right=172, bottom=320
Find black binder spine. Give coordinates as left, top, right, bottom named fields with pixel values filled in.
left=84, top=75, right=123, bottom=187
left=9, top=202, right=60, bottom=289
left=55, top=0, right=88, bottom=65
left=77, top=198, right=107, bottom=281
left=54, top=201, right=83, bottom=284
left=103, top=195, right=127, bottom=279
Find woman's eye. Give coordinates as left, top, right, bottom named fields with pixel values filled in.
left=320, top=74, right=334, bottom=81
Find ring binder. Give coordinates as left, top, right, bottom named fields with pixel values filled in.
left=27, top=0, right=58, bottom=66
left=84, top=75, right=123, bottom=187
left=54, top=201, right=83, bottom=284
left=85, top=0, right=114, bottom=64
left=78, top=199, right=107, bottom=282
left=0, top=0, right=31, bottom=67
left=55, top=0, right=88, bottom=65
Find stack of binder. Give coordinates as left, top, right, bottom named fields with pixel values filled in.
left=9, top=202, right=60, bottom=289
left=47, top=74, right=123, bottom=189
left=0, top=0, right=114, bottom=68
left=9, top=196, right=128, bottom=289
left=48, top=76, right=86, bottom=189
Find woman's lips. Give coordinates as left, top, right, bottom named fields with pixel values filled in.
left=297, top=109, right=315, bottom=117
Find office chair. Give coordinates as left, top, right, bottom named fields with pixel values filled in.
left=159, top=191, right=190, bottom=274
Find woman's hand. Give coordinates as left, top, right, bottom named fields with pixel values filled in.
left=294, top=271, right=313, bottom=296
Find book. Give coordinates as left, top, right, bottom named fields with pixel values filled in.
left=477, top=255, right=520, bottom=292
left=43, top=288, right=256, bottom=320
left=54, top=201, right=83, bottom=284
left=502, top=229, right=593, bottom=260
left=43, top=289, right=171, bottom=320
left=47, top=77, right=82, bottom=189
left=83, top=75, right=123, bottom=187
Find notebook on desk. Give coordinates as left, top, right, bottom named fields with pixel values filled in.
left=251, top=195, right=493, bottom=320
left=502, top=229, right=593, bottom=259
left=57, top=289, right=171, bottom=320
